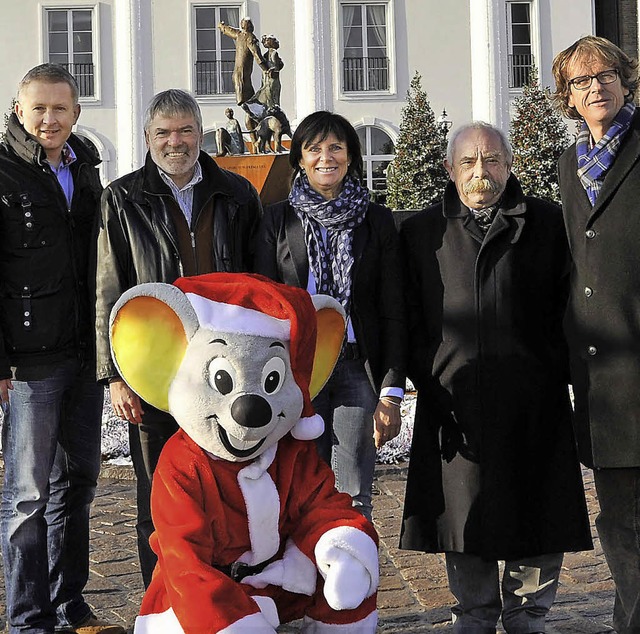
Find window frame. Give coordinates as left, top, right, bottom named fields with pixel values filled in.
left=505, top=0, right=539, bottom=92
left=189, top=1, right=247, bottom=102
left=334, top=0, right=397, bottom=100
left=41, top=3, right=100, bottom=103
left=355, top=121, right=396, bottom=201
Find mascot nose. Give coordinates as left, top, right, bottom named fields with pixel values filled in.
left=231, top=394, right=273, bottom=428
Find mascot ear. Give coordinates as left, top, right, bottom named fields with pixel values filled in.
left=109, top=283, right=200, bottom=412
left=309, top=295, right=346, bottom=399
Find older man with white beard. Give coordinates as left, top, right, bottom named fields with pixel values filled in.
left=398, top=122, right=592, bottom=633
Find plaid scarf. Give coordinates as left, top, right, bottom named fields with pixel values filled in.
left=289, top=172, right=369, bottom=314
left=470, top=203, right=499, bottom=234
left=576, top=102, right=636, bottom=206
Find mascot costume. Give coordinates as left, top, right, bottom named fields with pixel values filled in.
left=109, top=273, right=379, bottom=633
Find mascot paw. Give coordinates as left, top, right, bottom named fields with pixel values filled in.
left=322, top=550, right=370, bottom=611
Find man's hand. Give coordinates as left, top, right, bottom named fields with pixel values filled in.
left=373, top=398, right=402, bottom=449
left=109, top=379, right=144, bottom=424
left=0, top=378, right=13, bottom=414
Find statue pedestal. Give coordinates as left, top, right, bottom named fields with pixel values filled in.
left=213, top=153, right=293, bottom=206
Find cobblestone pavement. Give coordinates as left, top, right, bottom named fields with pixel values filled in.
left=0, top=465, right=614, bottom=633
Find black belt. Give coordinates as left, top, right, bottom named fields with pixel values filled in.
left=343, top=342, right=361, bottom=360
left=214, top=559, right=271, bottom=582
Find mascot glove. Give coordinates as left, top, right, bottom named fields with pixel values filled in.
left=314, top=526, right=379, bottom=611
left=242, top=538, right=317, bottom=596
left=220, top=596, right=279, bottom=633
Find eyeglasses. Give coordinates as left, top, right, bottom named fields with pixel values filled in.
left=569, top=69, right=619, bottom=91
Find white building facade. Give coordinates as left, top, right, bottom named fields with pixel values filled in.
left=0, top=0, right=632, bottom=195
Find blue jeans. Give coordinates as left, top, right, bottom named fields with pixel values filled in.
left=593, top=467, right=640, bottom=634
left=1, top=359, right=103, bottom=633
left=445, top=551, right=563, bottom=633
left=312, top=358, right=377, bottom=520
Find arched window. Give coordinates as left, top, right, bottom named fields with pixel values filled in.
left=202, top=130, right=218, bottom=155
left=356, top=125, right=395, bottom=203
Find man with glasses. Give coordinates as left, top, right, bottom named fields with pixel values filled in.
left=552, top=36, right=640, bottom=633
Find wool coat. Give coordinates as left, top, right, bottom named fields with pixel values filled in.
left=399, top=176, right=592, bottom=561
left=558, top=110, right=640, bottom=468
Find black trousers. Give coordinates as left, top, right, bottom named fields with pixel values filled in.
left=128, top=407, right=179, bottom=588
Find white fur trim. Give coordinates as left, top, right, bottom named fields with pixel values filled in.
left=186, top=293, right=290, bottom=340
left=134, top=607, right=184, bottom=634
left=252, top=595, right=280, bottom=629
left=237, top=445, right=280, bottom=565
left=291, top=414, right=324, bottom=440
left=242, top=538, right=317, bottom=596
left=301, top=610, right=377, bottom=632
left=218, top=608, right=277, bottom=633
left=315, top=526, right=379, bottom=610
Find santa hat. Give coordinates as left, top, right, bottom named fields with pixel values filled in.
left=172, top=273, right=322, bottom=437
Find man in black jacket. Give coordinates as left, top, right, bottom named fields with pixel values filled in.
left=0, top=65, right=125, bottom=633
left=399, top=122, right=591, bottom=633
left=95, top=89, right=262, bottom=587
left=553, top=36, right=640, bottom=634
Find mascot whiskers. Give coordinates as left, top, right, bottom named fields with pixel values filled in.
left=109, top=273, right=379, bottom=633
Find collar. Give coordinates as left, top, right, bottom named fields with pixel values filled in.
left=48, top=143, right=77, bottom=172
left=157, top=159, right=203, bottom=192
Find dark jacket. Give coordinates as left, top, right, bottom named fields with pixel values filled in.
left=0, top=113, right=102, bottom=377
left=95, top=151, right=262, bottom=381
left=399, top=176, right=592, bottom=561
left=255, top=199, right=406, bottom=392
left=559, top=110, right=640, bottom=469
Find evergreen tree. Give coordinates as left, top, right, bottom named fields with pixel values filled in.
left=387, top=72, right=449, bottom=210
left=509, top=65, right=569, bottom=204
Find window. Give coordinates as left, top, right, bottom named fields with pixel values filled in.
left=193, top=5, right=241, bottom=96
left=357, top=125, right=394, bottom=202
left=341, top=3, right=389, bottom=92
left=506, top=1, right=533, bottom=89
left=45, top=8, right=95, bottom=98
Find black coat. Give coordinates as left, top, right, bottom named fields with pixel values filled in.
left=255, top=199, right=406, bottom=392
left=399, top=176, right=592, bottom=560
left=0, top=114, right=102, bottom=376
left=95, top=151, right=262, bottom=382
left=559, top=110, right=640, bottom=468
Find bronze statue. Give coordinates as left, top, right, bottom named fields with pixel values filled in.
left=218, top=18, right=268, bottom=106
left=252, top=35, right=284, bottom=110
left=215, top=108, right=245, bottom=156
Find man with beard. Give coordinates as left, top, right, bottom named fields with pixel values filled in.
left=95, top=89, right=262, bottom=588
left=398, top=122, right=592, bottom=633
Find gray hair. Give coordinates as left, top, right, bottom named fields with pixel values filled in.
left=446, top=121, right=513, bottom=166
left=143, top=89, right=203, bottom=133
left=17, top=63, right=79, bottom=104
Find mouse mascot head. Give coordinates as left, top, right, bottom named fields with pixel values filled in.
left=110, top=272, right=345, bottom=461
left=110, top=273, right=379, bottom=634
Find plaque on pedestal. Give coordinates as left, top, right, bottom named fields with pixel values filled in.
left=213, top=153, right=293, bottom=206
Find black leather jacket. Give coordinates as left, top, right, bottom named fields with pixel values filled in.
left=95, top=150, right=262, bottom=381
left=0, top=114, right=102, bottom=377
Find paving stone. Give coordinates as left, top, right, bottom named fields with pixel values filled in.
left=0, top=465, right=617, bottom=632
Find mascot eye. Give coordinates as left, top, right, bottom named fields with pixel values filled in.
left=207, top=358, right=236, bottom=395
left=261, top=357, right=286, bottom=395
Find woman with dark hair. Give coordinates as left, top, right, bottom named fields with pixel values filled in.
left=255, top=111, right=406, bottom=520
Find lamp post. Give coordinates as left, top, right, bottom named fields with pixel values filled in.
left=437, top=108, right=453, bottom=135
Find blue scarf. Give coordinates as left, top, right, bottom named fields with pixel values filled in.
left=289, top=173, right=369, bottom=314
left=576, top=102, right=636, bottom=206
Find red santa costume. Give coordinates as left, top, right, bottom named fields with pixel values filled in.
left=118, top=274, right=379, bottom=634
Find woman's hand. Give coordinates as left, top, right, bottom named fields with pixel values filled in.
left=373, top=398, right=402, bottom=448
